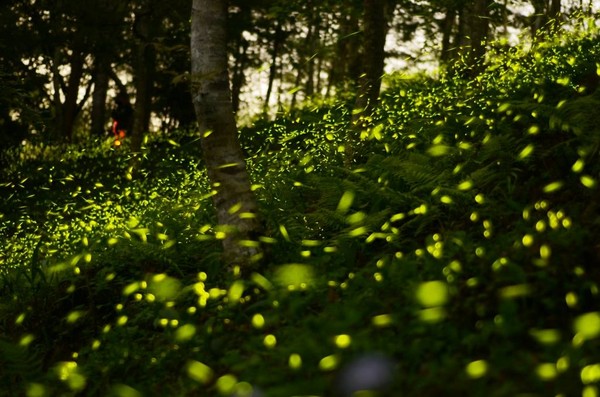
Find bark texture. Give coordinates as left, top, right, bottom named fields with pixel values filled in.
left=440, top=7, right=456, bottom=63
left=354, top=0, right=386, bottom=120
left=51, top=48, right=87, bottom=141
left=347, top=0, right=387, bottom=165
left=131, top=2, right=156, bottom=154
left=62, top=51, right=85, bottom=141
left=191, top=0, right=263, bottom=271
left=467, top=0, right=490, bottom=68
left=263, top=21, right=284, bottom=115
left=90, top=58, right=109, bottom=137
left=329, top=11, right=362, bottom=94
left=231, top=38, right=248, bottom=114
left=445, top=0, right=490, bottom=77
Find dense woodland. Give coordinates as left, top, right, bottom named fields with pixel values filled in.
left=1, top=0, right=600, bottom=396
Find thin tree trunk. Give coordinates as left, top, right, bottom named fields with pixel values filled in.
left=131, top=3, right=156, bottom=154
left=291, top=11, right=317, bottom=107
left=291, top=60, right=302, bottom=109
left=231, top=38, right=248, bottom=113
left=354, top=0, right=386, bottom=114
left=191, top=0, right=263, bottom=272
left=330, top=12, right=362, bottom=93
left=549, top=0, right=561, bottom=25
left=531, top=0, right=547, bottom=36
left=109, top=69, right=128, bottom=97
left=502, top=0, right=509, bottom=37
left=326, top=64, right=334, bottom=97
left=51, top=49, right=64, bottom=141
left=530, top=0, right=561, bottom=37
left=315, top=52, right=323, bottom=95
left=263, top=22, right=283, bottom=116
left=305, top=22, right=316, bottom=97
left=62, top=51, right=85, bottom=141
left=347, top=0, right=387, bottom=166
left=131, top=42, right=155, bottom=152
left=455, top=6, right=466, bottom=48
left=91, top=58, right=110, bottom=137
left=277, top=57, right=284, bottom=111
left=440, top=7, right=456, bottom=63
left=76, top=77, right=94, bottom=117
left=468, top=0, right=490, bottom=69
left=449, top=0, right=489, bottom=77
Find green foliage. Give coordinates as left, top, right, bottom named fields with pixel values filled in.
left=2, top=20, right=600, bottom=396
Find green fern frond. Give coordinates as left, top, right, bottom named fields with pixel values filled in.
left=0, top=338, right=42, bottom=379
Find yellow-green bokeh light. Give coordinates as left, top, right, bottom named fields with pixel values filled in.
left=416, top=281, right=449, bottom=307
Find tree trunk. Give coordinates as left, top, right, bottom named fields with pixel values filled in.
left=231, top=38, right=248, bottom=114
left=291, top=60, right=303, bottom=109
left=330, top=11, right=362, bottom=93
left=455, top=6, right=466, bottom=48
left=263, top=22, right=284, bottom=116
left=450, top=0, right=489, bottom=77
left=49, top=49, right=86, bottom=141
left=131, top=43, right=155, bottom=152
left=131, top=3, right=156, bottom=154
left=191, top=0, right=263, bottom=272
left=51, top=49, right=64, bottom=141
left=91, top=58, right=110, bottom=137
left=550, top=0, right=561, bottom=16
left=305, top=19, right=317, bottom=97
left=354, top=0, right=386, bottom=114
left=549, top=0, right=561, bottom=28
left=531, top=0, right=547, bottom=36
left=315, top=51, right=323, bottom=95
left=60, top=50, right=85, bottom=141
left=347, top=0, right=387, bottom=166
left=530, top=0, right=561, bottom=37
left=467, top=0, right=490, bottom=69
left=440, top=7, right=456, bottom=63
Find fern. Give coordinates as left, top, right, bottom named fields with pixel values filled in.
left=0, top=338, right=42, bottom=386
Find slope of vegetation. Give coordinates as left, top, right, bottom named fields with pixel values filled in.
left=2, top=22, right=600, bottom=397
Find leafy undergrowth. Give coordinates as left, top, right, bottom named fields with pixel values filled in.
left=2, top=21, right=600, bottom=397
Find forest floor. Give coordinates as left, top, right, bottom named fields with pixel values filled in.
left=1, top=25, right=600, bottom=397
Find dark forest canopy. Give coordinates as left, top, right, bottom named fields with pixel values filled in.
left=0, top=0, right=597, bottom=149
